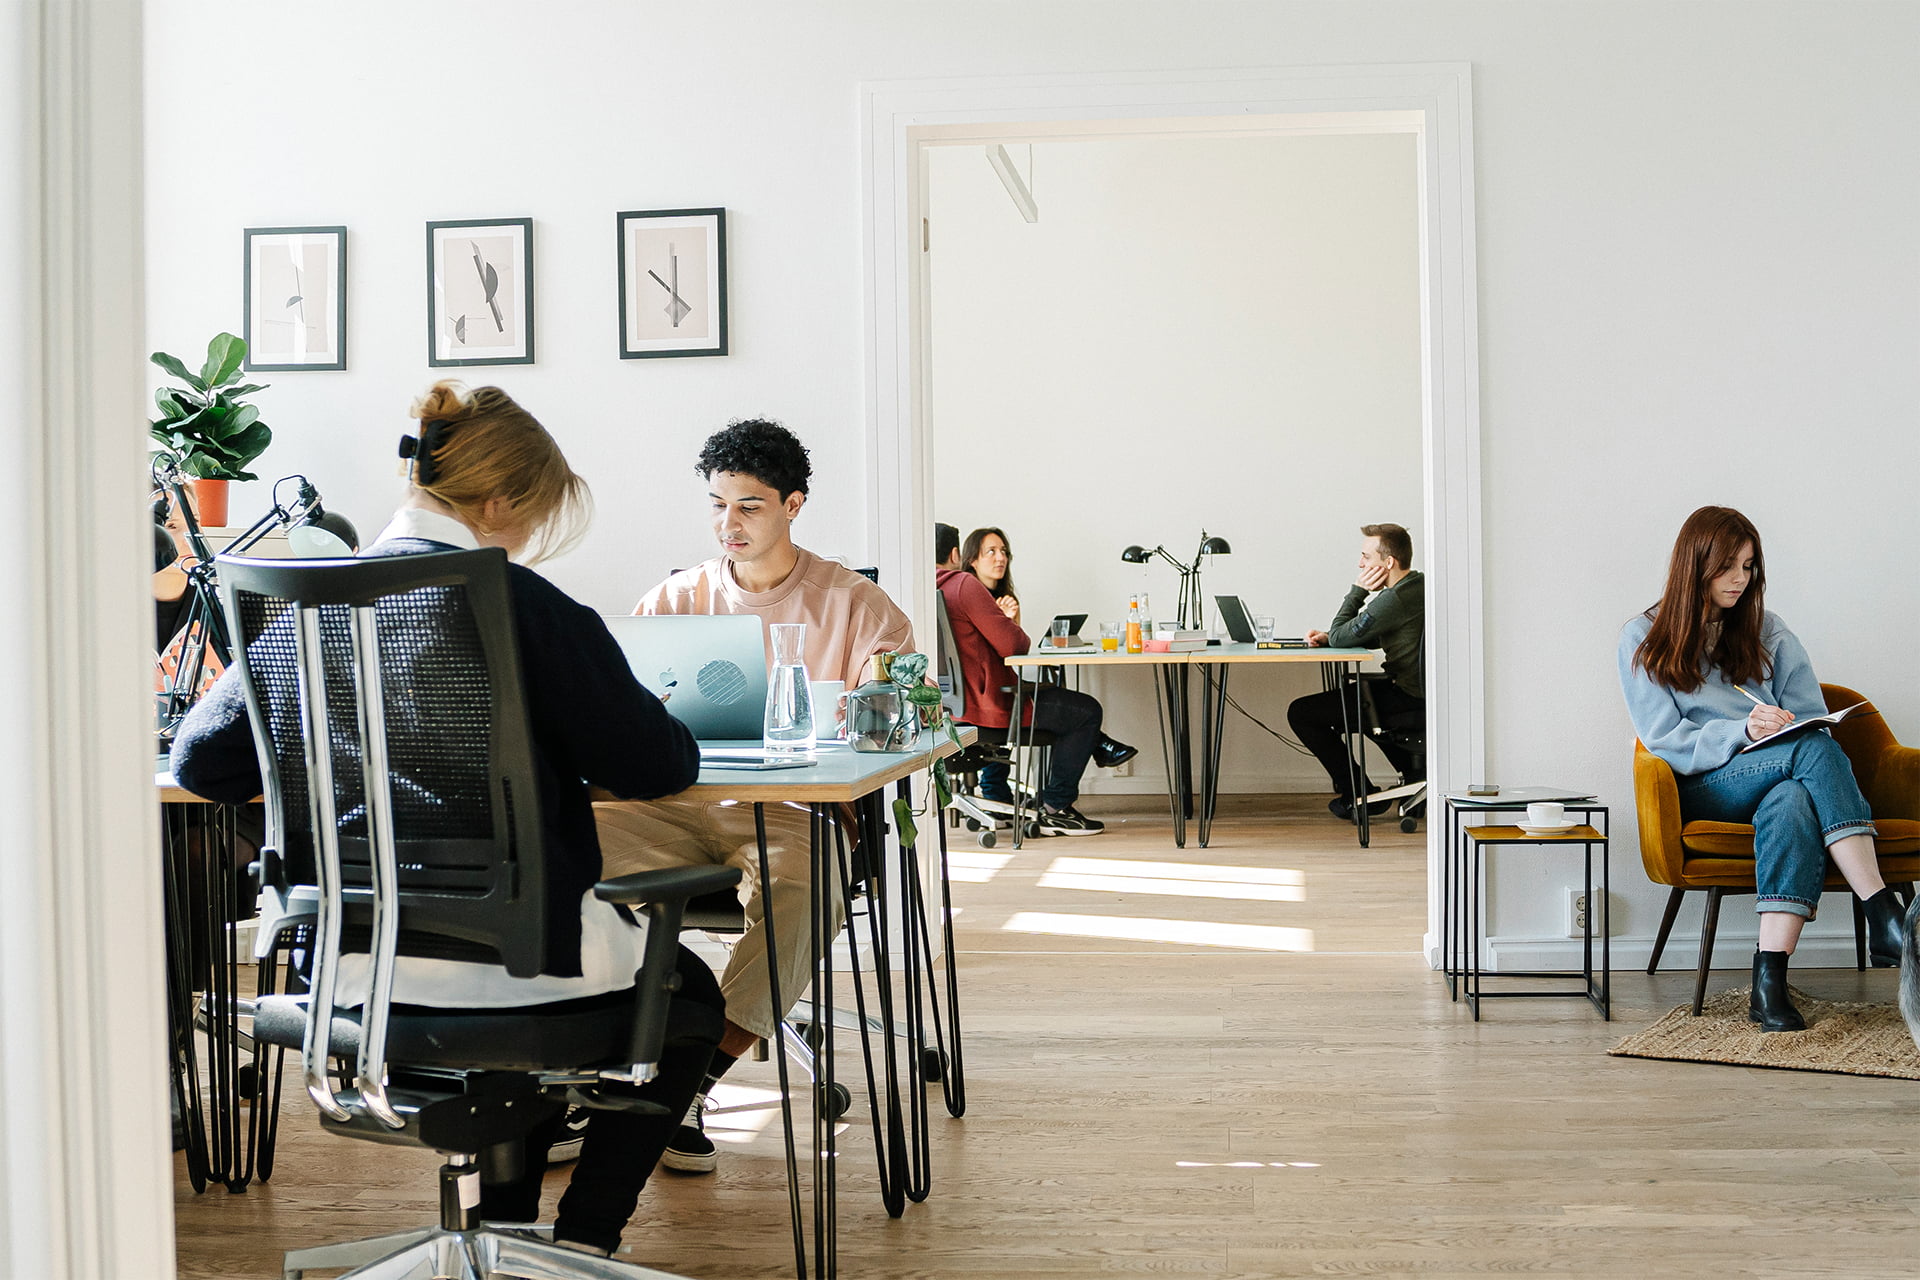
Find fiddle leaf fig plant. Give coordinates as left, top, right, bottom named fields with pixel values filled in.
left=149, top=332, right=273, bottom=480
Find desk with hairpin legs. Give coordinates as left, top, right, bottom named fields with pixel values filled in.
left=594, top=726, right=972, bottom=1280
left=156, top=770, right=284, bottom=1194
left=1006, top=646, right=1375, bottom=847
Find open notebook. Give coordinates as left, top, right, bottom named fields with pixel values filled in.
left=1737, top=701, right=1867, bottom=754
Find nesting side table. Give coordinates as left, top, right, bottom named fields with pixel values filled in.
left=1442, top=794, right=1610, bottom=1021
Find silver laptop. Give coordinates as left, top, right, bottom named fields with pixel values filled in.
left=603, top=614, right=767, bottom=741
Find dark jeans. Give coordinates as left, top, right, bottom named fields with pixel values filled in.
left=979, top=684, right=1104, bottom=810
left=1286, top=682, right=1423, bottom=800
left=479, top=946, right=724, bottom=1254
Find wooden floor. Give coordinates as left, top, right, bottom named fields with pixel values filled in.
left=175, top=796, right=1917, bottom=1279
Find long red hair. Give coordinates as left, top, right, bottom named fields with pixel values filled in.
left=1634, top=506, right=1769, bottom=693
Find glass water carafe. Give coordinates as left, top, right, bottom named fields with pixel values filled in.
left=763, top=622, right=816, bottom=757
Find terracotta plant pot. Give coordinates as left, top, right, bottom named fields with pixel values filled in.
left=190, top=477, right=230, bottom=529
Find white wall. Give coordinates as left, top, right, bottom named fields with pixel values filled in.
left=928, top=133, right=1421, bottom=794
left=145, top=0, right=1920, bottom=959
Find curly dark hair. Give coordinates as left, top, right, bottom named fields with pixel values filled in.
left=695, top=418, right=811, bottom=498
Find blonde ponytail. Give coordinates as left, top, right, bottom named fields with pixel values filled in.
left=403, top=380, right=592, bottom=563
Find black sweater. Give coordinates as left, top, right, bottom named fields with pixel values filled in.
left=169, top=537, right=700, bottom=976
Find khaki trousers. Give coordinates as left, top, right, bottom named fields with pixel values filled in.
left=594, top=798, right=844, bottom=1041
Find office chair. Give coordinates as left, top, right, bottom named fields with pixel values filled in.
left=934, top=595, right=1057, bottom=847
left=1355, top=673, right=1426, bottom=834
left=216, top=549, right=737, bottom=1280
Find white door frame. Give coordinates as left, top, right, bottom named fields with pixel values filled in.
left=0, top=3, right=174, bottom=1276
left=859, top=66, right=1483, bottom=962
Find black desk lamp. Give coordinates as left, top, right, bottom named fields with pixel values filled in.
left=1120, top=531, right=1232, bottom=629
left=153, top=457, right=357, bottom=739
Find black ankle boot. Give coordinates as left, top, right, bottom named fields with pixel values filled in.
left=1092, top=736, right=1138, bottom=769
left=1749, top=949, right=1806, bottom=1032
left=1862, top=888, right=1905, bottom=968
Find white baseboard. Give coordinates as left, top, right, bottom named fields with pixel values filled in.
left=1482, top=931, right=1875, bottom=973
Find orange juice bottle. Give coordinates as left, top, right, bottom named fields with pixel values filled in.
left=1124, top=594, right=1144, bottom=654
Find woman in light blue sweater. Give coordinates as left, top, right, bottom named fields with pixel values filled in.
left=1619, top=506, right=1905, bottom=1031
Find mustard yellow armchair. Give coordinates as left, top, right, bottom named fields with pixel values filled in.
left=1634, top=684, right=1920, bottom=1014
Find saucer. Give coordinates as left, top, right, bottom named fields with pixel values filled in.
left=1517, top=820, right=1577, bottom=836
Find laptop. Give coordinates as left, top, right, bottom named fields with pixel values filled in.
left=1214, top=595, right=1306, bottom=646
left=602, top=614, right=769, bottom=742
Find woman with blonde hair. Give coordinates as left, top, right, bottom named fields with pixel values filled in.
left=173, top=381, right=712, bottom=1256
left=1618, top=505, right=1906, bottom=1032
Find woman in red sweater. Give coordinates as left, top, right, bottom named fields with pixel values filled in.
left=938, top=526, right=1135, bottom=835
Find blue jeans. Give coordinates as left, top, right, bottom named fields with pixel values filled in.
left=1675, top=731, right=1875, bottom=919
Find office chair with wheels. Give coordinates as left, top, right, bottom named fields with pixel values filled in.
left=1634, top=683, right=1920, bottom=1015
left=1356, top=673, right=1425, bottom=833
left=214, top=549, right=736, bottom=1280
left=934, top=595, right=1057, bottom=846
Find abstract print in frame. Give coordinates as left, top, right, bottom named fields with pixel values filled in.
left=243, top=226, right=347, bottom=371
left=428, top=217, right=534, bottom=366
left=617, top=208, right=727, bottom=358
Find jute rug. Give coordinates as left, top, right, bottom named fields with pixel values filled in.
left=1609, top=985, right=1920, bottom=1080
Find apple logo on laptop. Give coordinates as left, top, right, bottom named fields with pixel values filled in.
left=656, top=669, right=677, bottom=703
left=696, top=659, right=748, bottom=704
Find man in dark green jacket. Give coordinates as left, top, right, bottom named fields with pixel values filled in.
left=1288, top=523, right=1425, bottom=820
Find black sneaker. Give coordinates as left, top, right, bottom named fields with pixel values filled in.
left=1092, top=736, right=1138, bottom=769
left=547, top=1105, right=591, bottom=1164
left=1328, top=796, right=1392, bottom=822
left=660, top=1097, right=716, bottom=1174
left=1038, top=806, right=1104, bottom=836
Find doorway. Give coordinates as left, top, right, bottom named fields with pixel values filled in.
left=859, top=67, right=1484, bottom=963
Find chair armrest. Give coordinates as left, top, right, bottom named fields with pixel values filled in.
left=1866, top=742, right=1920, bottom=822
left=593, top=866, right=740, bottom=1083
left=594, top=865, right=741, bottom=906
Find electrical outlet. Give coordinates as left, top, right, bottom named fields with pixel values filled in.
left=1567, top=889, right=1589, bottom=938
left=1107, top=756, right=1133, bottom=776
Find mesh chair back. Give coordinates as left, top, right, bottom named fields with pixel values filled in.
left=934, top=594, right=968, bottom=720
left=218, top=550, right=548, bottom=980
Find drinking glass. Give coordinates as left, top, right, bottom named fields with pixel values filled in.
left=1254, top=616, right=1277, bottom=642
left=1099, top=621, right=1122, bottom=652
left=764, top=622, right=815, bottom=757
left=1051, top=617, right=1073, bottom=647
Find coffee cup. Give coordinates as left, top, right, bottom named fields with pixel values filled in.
left=809, top=681, right=846, bottom=739
left=1525, top=801, right=1565, bottom=828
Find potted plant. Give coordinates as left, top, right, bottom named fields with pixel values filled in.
left=149, top=332, right=273, bottom=528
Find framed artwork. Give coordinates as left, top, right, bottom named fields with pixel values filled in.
left=617, top=208, right=727, bottom=358
left=427, top=217, right=534, bottom=366
left=243, top=226, right=347, bottom=371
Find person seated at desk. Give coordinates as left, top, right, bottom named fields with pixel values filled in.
left=1287, top=522, right=1425, bottom=821
left=938, top=524, right=1136, bottom=835
left=597, top=417, right=913, bottom=1173
left=170, top=380, right=718, bottom=1258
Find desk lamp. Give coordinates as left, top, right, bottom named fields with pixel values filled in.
left=1120, top=531, right=1232, bottom=629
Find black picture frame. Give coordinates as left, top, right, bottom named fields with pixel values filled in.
left=243, top=226, right=347, bottom=371
left=427, top=217, right=535, bottom=367
left=616, top=208, right=728, bottom=359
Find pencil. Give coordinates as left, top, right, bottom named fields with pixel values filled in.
left=1733, top=685, right=1768, bottom=707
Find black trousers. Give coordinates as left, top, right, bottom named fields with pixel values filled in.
left=979, top=684, right=1104, bottom=809
left=1286, top=683, right=1424, bottom=800
left=479, top=946, right=724, bottom=1254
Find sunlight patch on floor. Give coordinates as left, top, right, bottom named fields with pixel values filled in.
left=1001, top=911, right=1314, bottom=952
left=944, top=849, right=1015, bottom=883
left=1036, top=856, right=1307, bottom=902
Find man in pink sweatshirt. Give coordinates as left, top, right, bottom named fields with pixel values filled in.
left=595, top=419, right=912, bottom=1174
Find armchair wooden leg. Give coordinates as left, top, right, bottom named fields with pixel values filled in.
left=1692, top=887, right=1724, bottom=1017
left=1648, top=887, right=1686, bottom=975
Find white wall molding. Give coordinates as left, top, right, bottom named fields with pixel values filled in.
left=0, top=3, right=171, bottom=1276
left=861, top=65, right=1484, bottom=959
